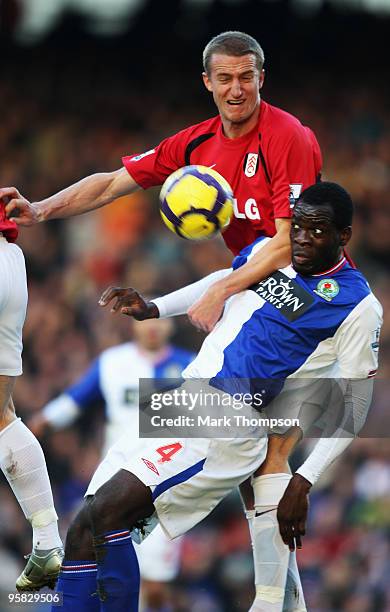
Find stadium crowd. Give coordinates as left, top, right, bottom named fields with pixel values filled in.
left=0, top=19, right=389, bottom=612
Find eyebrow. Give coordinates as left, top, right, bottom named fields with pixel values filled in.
left=292, top=217, right=332, bottom=226
left=215, top=69, right=255, bottom=77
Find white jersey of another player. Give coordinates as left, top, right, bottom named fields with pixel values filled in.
left=43, top=340, right=193, bottom=454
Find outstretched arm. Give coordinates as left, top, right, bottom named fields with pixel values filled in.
left=0, top=167, right=139, bottom=225
left=99, top=268, right=231, bottom=319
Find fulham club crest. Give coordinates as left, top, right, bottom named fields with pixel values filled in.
left=244, top=153, right=259, bottom=178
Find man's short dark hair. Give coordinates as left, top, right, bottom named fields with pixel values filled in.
left=203, top=31, right=265, bottom=75
left=297, top=182, right=354, bottom=229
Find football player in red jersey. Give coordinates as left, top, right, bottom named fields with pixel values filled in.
left=1, top=31, right=321, bottom=333
left=1, top=31, right=322, bottom=609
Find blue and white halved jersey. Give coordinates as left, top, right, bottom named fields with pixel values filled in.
left=183, top=238, right=383, bottom=383
left=66, top=343, right=194, bottom=452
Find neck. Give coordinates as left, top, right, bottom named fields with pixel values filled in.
left=222, top=103, right=261, bottom=139
left=311, top=253, right=346, bottom=277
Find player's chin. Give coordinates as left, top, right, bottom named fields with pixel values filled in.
left=291, top=256, right=315, bottom=275
left=225, top=104, right=247, bottom=120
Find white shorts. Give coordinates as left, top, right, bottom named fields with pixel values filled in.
left=135, top=523, right=182, bottom=582
left=86, top=431, right=267, bottom=540
left=0, top=238, right=27, bottom=376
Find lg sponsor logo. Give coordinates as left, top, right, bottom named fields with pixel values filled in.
left=233, top=198, right=261, bottom=220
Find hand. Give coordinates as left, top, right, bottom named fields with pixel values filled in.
left=0, top=187, right=40, bottom=225
left=277, top=473, right=311, bottom=552
left=98, top=286, right=159, bottom=320
left=187, top=286, right=226, bottom=332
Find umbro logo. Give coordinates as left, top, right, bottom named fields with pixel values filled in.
left=142, top=458, right=159, bottom=475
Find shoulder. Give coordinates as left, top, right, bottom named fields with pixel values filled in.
left=170, top=115, right=220, bottom=143
left=232, top=236, right=271, bottom=269
left=336, top=267, right=375, bottom=303
left=263, top=101, right=304, bottom=130
left=328, top=267, right=383, bottom=326
left=100, top=342, right=135, bottom=364
left=261, top=101, right=316, bottom=143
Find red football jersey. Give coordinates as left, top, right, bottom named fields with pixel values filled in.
left=123, top=100, right=322, bottom=255
left=0, top=201, right=18, bottom=242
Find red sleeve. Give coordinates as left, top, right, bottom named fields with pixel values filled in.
left=122, top=132, right=187, bottom=189
left=0, top=202, right=18, bottom=242
left=269, top=126, right=323, bottom=219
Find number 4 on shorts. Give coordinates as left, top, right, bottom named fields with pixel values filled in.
left=156, top=442, right=183, bottom=464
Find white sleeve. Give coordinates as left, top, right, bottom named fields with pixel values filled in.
left=296, top=378, right=373, bottom=485
left=296, top=437, right=352, bottom=485
left=42, top=394, right=81, bottom=429
left=334, top=293, right=383, bottom=378
left=151, top=268, right=231, bottom=318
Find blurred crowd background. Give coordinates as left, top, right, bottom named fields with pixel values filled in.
left=0, top=0, right=389, bottom=610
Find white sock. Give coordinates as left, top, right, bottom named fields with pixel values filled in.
left=245, top=508, right=256, bottom=541
left=248, top=473, right=293, bottom=612
left=0, top=418, right=62, bottom=550
left=283, top=553, right=307, bottom=611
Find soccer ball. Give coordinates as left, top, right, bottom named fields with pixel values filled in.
left=159, top=165, right=234, bottom=240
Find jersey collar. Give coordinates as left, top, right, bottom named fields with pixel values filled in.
left=311, top=256, right=347, bottom=277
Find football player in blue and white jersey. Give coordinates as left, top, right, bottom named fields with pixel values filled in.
left=53, top=182, right=382, bottom=612
left=29, top=318, right=194, bottom=612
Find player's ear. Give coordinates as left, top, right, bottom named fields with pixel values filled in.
left=202, top=72, right=213, bottom=92
left=259, top=69, right=265, bottom=90
left=340, top=226, right=352, bottom=246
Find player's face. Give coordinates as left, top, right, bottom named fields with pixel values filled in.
left=132, top=318, right=173, bottom=351
left=203, top=53, right=264, bottom=137
left=291, top=203, right=351, bottom=276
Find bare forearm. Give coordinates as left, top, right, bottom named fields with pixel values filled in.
left=216, top=228, right=291, bottom=300
left=35, top=169, right=138, bottom=221
left=186, top=220, right=292, bottom=332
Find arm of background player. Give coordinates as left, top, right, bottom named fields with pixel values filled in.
left=1, top=167, right=139, bottom=225
left=187, top=218, right=291, bottom=331
left=29, top=359, right=104, bottom=435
